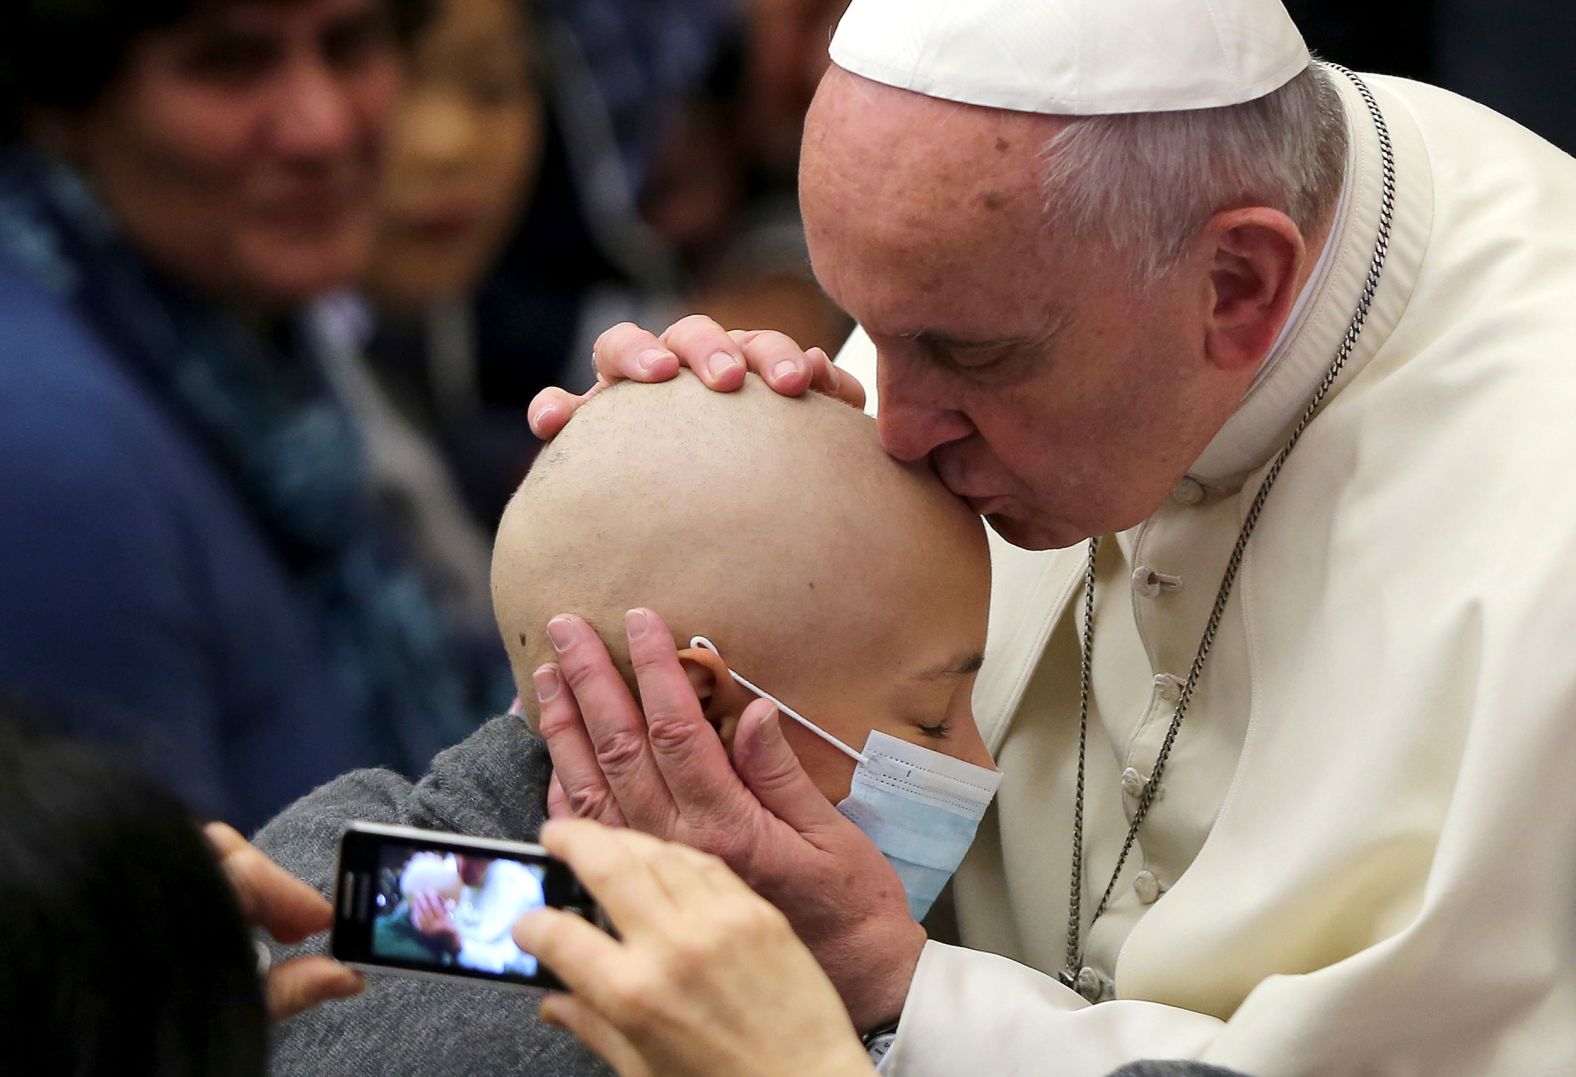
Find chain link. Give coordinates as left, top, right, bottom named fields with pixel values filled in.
left=1063, top=534, right=1101, bottom=980
left=1061, top=64, right=1398, bottom=990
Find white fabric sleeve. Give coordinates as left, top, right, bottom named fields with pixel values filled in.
left=885, top=943, right=1223, bottom=1075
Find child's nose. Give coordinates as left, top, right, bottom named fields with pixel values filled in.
left=952, top=717, right=997, bottom=770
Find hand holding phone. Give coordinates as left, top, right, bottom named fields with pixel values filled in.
left=514, top=820, right=875, bottom=1077
left=205, top=822, right=365, bottom=1020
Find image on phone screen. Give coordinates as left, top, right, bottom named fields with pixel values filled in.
left=372, top=843, right=545, bottom=977
left=334, top=823, right=595, bottom=990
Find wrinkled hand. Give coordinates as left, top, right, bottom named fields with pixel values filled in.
left=526, top=316, right=865, bottom=440
left=204, top=822, right=365, bottom=1021
left=408, top=890, right=462, bottom=953
left=515, top=819, right=874, bottom=1077
left=534, top=608, right=924, bottom=1030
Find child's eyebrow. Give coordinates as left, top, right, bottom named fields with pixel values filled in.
left=912, top=652, right=986, bottom=681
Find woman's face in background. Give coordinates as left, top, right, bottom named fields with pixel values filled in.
left=49, top=0, right=403, bottom=310
left=363, top=0, right=543, bottom=308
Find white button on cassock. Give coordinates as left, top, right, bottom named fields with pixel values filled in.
left=1075, top=965, right=1115, bottom=1003
left=1121, top=767, right=1147, bottom=798
left=1134, top=870, right=1162, bottom=904
left=1132, top=566, right=1182, bottom=598
left=1171, top=477, right=1205, bottom=505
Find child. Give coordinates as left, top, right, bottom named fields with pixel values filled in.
left=494, top=371, right=995, bottom=804
left=256, top=372, right=996, bottom=1075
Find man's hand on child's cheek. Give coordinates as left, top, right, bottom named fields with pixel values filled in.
left=534, top=607, right=924, bottom=1031
left=545, top=771, right=572, bottom=821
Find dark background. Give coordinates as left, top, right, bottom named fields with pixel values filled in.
left=1289, top=0, right=1575, bottom=153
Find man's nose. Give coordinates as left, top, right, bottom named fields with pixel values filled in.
left=875, top=364, right=975, bottom=463
left=272, top=60, right=358, bottom=159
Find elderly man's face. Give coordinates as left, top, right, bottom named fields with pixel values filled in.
left=801, top=68, right=1242, bottom=549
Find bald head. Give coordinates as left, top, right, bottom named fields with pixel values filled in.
left=492, top=373, right=990, bottom=751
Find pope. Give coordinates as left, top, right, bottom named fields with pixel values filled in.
left=526, top=0, right=1576, bottom=1072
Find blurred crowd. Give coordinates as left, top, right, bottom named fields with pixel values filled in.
left=0, top=0, right=851, bottom=834
left=0, top=0, right=1569, bottom=833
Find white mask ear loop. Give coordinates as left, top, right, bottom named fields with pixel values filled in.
left=690, top=636, right=866, bottom=764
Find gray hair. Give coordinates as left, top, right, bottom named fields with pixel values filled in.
left=1039, top=62, right=1349, bottom=280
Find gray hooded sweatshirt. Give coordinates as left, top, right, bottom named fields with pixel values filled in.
left=253, top=716, right=608, bottom=1076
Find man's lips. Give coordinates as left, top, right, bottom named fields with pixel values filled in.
left=934, top=454, right=1014, bottom=515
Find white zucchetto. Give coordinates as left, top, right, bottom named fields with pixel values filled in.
left=829, top=0, right=1311, bottom=116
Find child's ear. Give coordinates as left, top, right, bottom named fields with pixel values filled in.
left=676, top=645, right=754, bottom=752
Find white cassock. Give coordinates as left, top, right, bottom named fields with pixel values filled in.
left=834, top=59, right=1576, bottom=1077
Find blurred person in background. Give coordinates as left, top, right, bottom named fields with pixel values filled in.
left=0, top=0, right=509, bottom=834
left=312, top=0, right=547, bottom=632
left=320, top=0, right=700, bottom=547
left=638, top=0, right=854, bottom=357
left=0, top=703, right=367, bottom=1075
left=323, top=0, right=860, bottom=555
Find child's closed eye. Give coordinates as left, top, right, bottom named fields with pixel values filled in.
left=915, top=720, right=952, bottom=740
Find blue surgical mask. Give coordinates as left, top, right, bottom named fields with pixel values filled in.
left=691, top=637, right=1002, bottom=921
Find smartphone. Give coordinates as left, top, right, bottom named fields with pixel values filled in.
left=331, top=821, right=601, bottom=992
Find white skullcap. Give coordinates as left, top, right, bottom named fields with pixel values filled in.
left=829, top=0, right=1311, bottom=116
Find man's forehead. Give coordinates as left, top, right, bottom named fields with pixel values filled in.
left=804, top=72, right=1061, bottom=263
left=811, top=66, right=1064, bottom=177
left=803, top=70, right=1078, bottom=345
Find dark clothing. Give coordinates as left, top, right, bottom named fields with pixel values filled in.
left=0, top=151, right=503, bottom=831
left=254, top=717, right=606, bottom=1076
left=0, top=261, right=392, bottom=830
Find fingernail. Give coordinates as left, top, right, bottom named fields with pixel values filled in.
left=625, top=608, right=649, bottom=639
left=636, top=347, right=673, bottom=374
left=771, top=358, right=803, bottom=381
left=547, top=617, right=574, bottom=652
left=528, top=403, right=557, bottom=431
left=760, top=705, right=780, bottom=741
left=534, top=666, right=561, bottom=702
left=706, top=350, right=741, bottom=379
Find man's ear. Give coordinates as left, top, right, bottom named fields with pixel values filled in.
left=1199, top=207, right=1307, bottom=374
left=676, top=645, right=756, bottom=752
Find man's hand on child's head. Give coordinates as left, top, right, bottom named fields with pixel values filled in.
left=533, top=607, right=924, bottom=1032
left=526, top=316, right=862, bottom=441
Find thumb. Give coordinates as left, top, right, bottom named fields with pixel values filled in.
left=266, top=956, right=365, bottom=1021
left=731, top=700, right=849, bottom=835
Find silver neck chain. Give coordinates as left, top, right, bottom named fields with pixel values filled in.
left=1060, top=65, right=1398, bottom=998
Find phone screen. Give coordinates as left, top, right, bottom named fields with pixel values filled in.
left=332, top=823, right=596, bottom=990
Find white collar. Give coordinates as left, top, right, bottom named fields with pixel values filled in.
left=1247, top=169, right=1352, bottom=394
left=1183, top=67, right=1431, bottom=492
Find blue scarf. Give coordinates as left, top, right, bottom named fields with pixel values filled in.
left=0, top=149, right=502, bottom=776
